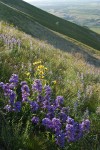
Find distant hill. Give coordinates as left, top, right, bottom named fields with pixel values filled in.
left=0, top=0, right=100, bottom=50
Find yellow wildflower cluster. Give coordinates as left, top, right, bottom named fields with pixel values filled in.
left=33, top=61, right=48, bottom=79
left=25, top=71, right=31, bottom=77
left=33, top=61, right=41, bottom=65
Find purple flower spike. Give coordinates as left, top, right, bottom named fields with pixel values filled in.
left=66, top=116, right=75, bottom=125
left=52, top=118, right=61, bottom=131
left=42, top=118, right=52, bottom=129
left=9, top=74, right=19, bottom=84
left=55, top=131, right=65, bottom=147
left=21, top=84, right=30, bottom=102
left=81, top=119, right=90, bottom=132
left=9, top=90, right=16, bottom=105
left=32, top=79, right=42, bottom=93
left=30, top=101, right=39, bottom=112
left=44, top=85, right=51, bottom=96
left=55, top=96, right=64, bottom=107
left=59, top=112, right=67, bottom=123
left=66, top=124, right=75, bottom=142
left=31, top=116, right=39, bottom=124
left=4, top=104, right=11, bottom=112
left=2, top=83, right=11, bottom=96
left=14, top=101, right=21, bottom=112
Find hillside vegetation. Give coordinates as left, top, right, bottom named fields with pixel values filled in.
left=0, top=0, right=100, bottom=149
left=0, top=0, right=100, bottom=50
left=0, top=21, right=100, bottom=150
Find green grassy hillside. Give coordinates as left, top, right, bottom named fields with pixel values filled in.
left=0, top=21, right=100, bottom=150
left=0, top=0, right=100, bottom=50
left=0, top=0, right=100, bottom=149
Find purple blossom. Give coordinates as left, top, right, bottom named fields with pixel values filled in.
left=47, top=105, right=56, bottom=113
left=74, top=123, right=83, bottom=140
left=46, top=112, right=55, bottom=119
left=32, top=79, right=42, bottom=93
left=59, top=112, right=67, bottom=123
left=66, top=116, right=75, bottom=125
left=66, top=124, right=75, bottom=142
left=42, top=100, right=50, bottom=109
left=55, top=96, right=64, bottom=108
left=30, top=101, right=39, bottom=112
left=81, top=119, right=90, bottom=132
left=55, top=131, right=65, bottom=147
left=9, top=74, right=18, bottom=84
left=9, top=90, right=16, bottom=105
left=2, top=83, right=11, bottom=96
left=42, top=118, right=52, bottom=129
left=4, top=104, right=11, bottom=112
left=44, top=85, right=51, bottom=95
left=52, top=118, right=61, bottom=132
left=31, top=116, right=39, bottom=124
left=37, top=95, right=44, bottom=103
left=14, top=101, right=21, bottom=112
left=21, top=84, right=30, bottom=102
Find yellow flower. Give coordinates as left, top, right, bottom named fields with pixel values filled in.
left=39, top=71, right=44, bottom=75
left=38, top=65, right=44, bottom=69
left=33, top=61, right=41, bottom=65
left=41, top=76, right=44, bottom=79
left=26, top=72, right=31, bottom=76
left=45, top=67, right=48, bottom=70
left=52, top=80, right=57, bottom=85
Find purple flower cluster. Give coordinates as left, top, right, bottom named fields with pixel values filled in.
left=0, top=74, right=21, bottom=112
left=0, top=34, right=21, bottom=49
left=0, top=74, right=90, bottom=147
left=21, top=81, right=30, bottom=102
left=32, top=79, right=42, bottom=93
left=31, top=116, right=39, bottom=124
left=65, top=117, right=90, bottom=143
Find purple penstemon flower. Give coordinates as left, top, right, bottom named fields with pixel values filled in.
left=37, top=94, right=44, bottom=103
left=58, top=112, right=67, bottom=123
left=31, top=116, right=39, bottom=124
left=74, top=122, right=83, bottom=140
left=66, top=116, right=75, bottom=125
left=66, top=123, right=75, bottom=142
left=42, top=100, right=50, bottom=109
left=9, top=90, right=16, bottom=105
left=55, top=96, right=64, bottom=108
left=2, top=83, right=11, bottom=96
left=81, top=119, right=90, bottom=132
left=13, top=101, right=21, bottom=112
left=4, top=104, right=11, bottom=112
left=52, top=118, right=61, bottom=132
left=30, top=101, right=39, bottom=112
left=42, top=118, right=53, bottom=129
left=55, top=131, right=65, bottom=147
left=46, top=112, right=55, bottom=119
left=21, top=83, right=30, bottom=102
left=9, top=74, right=19, bottom=85
left=32, top=79, right=42, bottom=93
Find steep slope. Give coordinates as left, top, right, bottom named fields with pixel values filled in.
left=0, top=0, right=100, bottom=50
